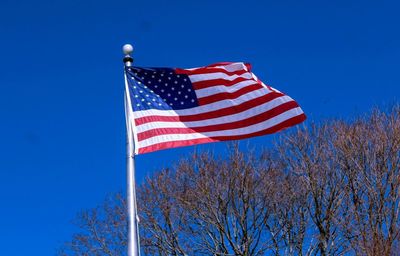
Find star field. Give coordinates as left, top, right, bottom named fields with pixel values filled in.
left=126, top=67, right=199, bottom=111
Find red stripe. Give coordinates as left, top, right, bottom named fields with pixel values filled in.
left=205, top=62, right=234, bottom=67
left=139, top=137, right=217, bottom=154
left=138, top=114, right=306, bottom=154
left=137, top=101, right=299, bottom=141
left=175, top=67, right=248, bottom=76
left=135, top=91, right=285, bottom=125
left=198, top=83, right=263, bottom=105
left=205, top=62, right=247, bottom=68
left=192, top=77, right=254, bottom=90
left=188, top=62, right=252, bottom=71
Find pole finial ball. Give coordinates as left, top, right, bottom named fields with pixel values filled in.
left=123, top=44, right=133, bottom=55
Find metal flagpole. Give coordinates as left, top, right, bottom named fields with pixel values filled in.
left=122, top=44, right=140, bottom=256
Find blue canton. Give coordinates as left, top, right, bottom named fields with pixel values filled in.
left=126, top=67, right=199, bottom=111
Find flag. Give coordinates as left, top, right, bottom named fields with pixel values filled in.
left=124, top=62, right=306, bottom=154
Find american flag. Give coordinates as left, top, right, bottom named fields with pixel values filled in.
left=124, top=62, right=306, bottom=154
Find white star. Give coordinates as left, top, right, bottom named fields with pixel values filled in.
left=136, top=104, right=140, bottom=107
left=174, top=97, right=177, bottom=101
left=168, top=77, right=171, bottom=80
left=152, top=98, right=156, bottom=101
left=161, top=89, right=164, bottom=92
left=177, top=75, right=180, bottom=78
left=141, top=99, right=145, bottom=102
left=181, top=85, right=185, bottom=88
left=191, top=99, right=195, bottom=102
left=139, top=90, right=143, bottom=93
left=188, top=89, right=191, bottom=92
left=133, top=86, right=137, bottom=89
left=167, top=93, right=171, bottom=97
left=147, top=102, right=151, bottom=105
left=169, top=72, right=173, bottom=75
left=148, top=81, right=151, bottom=84
left=183, top=78, right=187, bottom=82
left=169, top=103, right=173, bottom=106
left=134, top=95, right=138, bottom=98
left=161, top=73, right=164, bottom=77
left=184, top=95, right=188, bottom=98
left=165, top=83, right=168, bottom=86
left=141, top=77, right=144, bottom=79
left=178, top=91, right=181, bottom=94
left=144, top=72, right=147, bottom=75
left=138, top=81, right=141, bottom=84
left=158, top=103, right=162, bottom=106
left=154, top=85, right=158, bottom=88
left=181, top=102, right=184, bottom=105
left=151, top=75, right=155, bottom=78
left=145, top=94, right=149, bottom=97
left=171, top=87, right=175, bottom=91
left=158, top=79, right=161, bottom=82
left=174, top=81, right=178, bottom=84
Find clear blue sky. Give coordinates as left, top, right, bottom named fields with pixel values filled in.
left=1, top=0, right=399, bottom=255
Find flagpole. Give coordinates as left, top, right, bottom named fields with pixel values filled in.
left=123, top=44, right=140, bottom=256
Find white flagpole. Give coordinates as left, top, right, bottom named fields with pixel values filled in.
left=123, top=44, right=140, bottom=256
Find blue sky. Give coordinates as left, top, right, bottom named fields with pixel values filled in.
left=0, top=0, right=399, bottom=255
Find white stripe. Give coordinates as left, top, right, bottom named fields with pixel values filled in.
left=189, top=72, right=253, bottom=83
left=136, top=96, right=294, bottom=132
left=133, top=88, right=271, bottom=118
left=138, top=107, right=304, bottom=148
left=195, top=79, right=259, bottom=98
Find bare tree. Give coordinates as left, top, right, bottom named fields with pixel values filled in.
left=139, top=167, right=189, bottom=255
left=276, top=123, right=349, bottom=256
left=334, top=107, right=400, bottom=256
left=59, top=146, right=311, bottom=256
left=140, top=146, right=297, bottom=255
left=59, top=106, right=400, bottom=256
left=58, top=194, right=127, bottom=256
